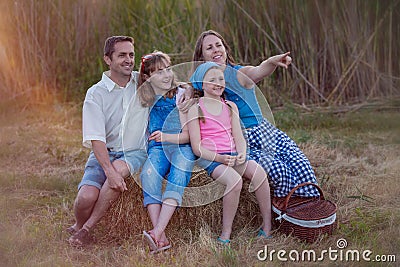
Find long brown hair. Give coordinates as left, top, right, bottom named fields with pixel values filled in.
left=138, top=51, right=177, bottom=107
left=192, top=30, right=236, bottom=66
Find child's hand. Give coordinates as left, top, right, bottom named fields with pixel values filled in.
left=148, top=131, right=163, bottom=142
left=219, top=154, right=236, bottom=167
left=177, top=83, right=195, bottom=113
left=235, top=153, right=246, bottom=165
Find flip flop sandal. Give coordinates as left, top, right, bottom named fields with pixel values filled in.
left=151, top=240, right=171, bottom=254
left=217, top=237, right=231, bottom=245
left=66, top=226, right=77, bottom=235
left=257, top=228, right=273, bottom=239
left=143, top=231, right=158, bottom=251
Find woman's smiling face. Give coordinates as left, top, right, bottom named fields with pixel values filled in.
left=201, top=35, right=227, bottom=65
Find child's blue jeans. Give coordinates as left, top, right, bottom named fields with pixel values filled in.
left=140, top=144, right=195, bottom=207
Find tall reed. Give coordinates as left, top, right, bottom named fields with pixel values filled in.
left=0, top=0, right=398, bottom=108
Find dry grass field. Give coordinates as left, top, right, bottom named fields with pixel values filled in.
left=0, top=1, right=399, bottom=265
left=0, top=100, right=399, bottom=266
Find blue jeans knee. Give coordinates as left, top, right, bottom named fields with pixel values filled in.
left=140, top=145, right=195, bottom=206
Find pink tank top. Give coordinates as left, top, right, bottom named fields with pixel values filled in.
left=198, top=98, right=236, bottom=153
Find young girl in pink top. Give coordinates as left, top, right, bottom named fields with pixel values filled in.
left=188, top=62, right=272, bottom=243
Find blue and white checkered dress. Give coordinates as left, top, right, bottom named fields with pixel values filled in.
left=246, top=118, right=320, bottom=197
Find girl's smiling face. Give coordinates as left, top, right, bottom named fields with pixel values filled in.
left=202, top=68, right=225, bottom=97
left=148, top=59, right=174, bottom=93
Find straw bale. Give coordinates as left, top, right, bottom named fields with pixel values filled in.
left=98, top=168, right=263, bottom=243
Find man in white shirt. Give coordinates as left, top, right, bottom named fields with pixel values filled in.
left=68, top=36, right=149, bottom=247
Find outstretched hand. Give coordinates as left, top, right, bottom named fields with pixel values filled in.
left=268, top=52, right=292, bottom=69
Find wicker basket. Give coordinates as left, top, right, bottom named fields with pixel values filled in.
left=272, top=182, right=337, bottom=243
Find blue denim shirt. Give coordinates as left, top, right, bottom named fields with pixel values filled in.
left=148, top=95, right=182, bottom=149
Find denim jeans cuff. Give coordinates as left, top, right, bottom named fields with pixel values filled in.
left=162, top=191, right=183, bottom=206
left=78, top=180, right=102, bottom=191
left=143, top=195, right=162, bottom=207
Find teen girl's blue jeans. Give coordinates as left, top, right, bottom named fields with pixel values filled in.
left=140, top=143, right=195, bottom=207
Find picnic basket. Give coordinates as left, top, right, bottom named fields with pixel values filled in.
left=272, top=182, right=337, bottom=243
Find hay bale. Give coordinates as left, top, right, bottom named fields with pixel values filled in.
left=98, top=169, right=263, bottom=243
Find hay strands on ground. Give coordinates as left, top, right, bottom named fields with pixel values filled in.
left=346, top=186, right=375, bottom=203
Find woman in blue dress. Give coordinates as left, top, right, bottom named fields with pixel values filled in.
left=192, top=30, right=319, bottom=198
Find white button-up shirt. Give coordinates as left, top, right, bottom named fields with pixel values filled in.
left=82, top=71, right=148, bottom=152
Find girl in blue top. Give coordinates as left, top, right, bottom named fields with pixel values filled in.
left=138, top=52, right=195, bottom=253
left=193, top=30, right=319, bottom=198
